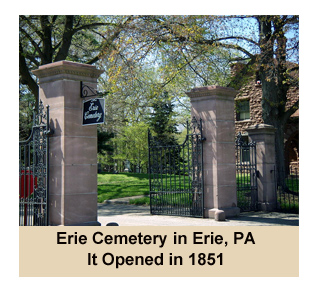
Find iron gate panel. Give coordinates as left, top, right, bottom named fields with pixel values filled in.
left=148, top=117, right=205, bottom=217
left=235, top=133, right=258, bottom=211
left=19, top=101, right=52, bottom=226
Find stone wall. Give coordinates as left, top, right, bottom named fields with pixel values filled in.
left=233, top=68, right=299, bottom=173
left=234, top=75, right=299, bottom=135
left=234, top=82, right=264, bottom=134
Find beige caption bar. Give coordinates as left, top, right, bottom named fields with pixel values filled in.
left=20, top=226, right=298, bottom=277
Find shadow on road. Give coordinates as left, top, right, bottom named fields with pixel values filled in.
left=98, top=203, right=299, bottom=226
left=228, top=212, right=299, bottom=226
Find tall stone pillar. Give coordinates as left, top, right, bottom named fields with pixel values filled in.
left=32, top=61, right=103, bottom=226
left=186, top=86, right=240, bottom=218
left=246, top=124, right=277, bottom=211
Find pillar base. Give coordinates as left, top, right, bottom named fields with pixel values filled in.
left=206, top=207, right=240, bottom=219
left=258, top=202, right=277, bottom=212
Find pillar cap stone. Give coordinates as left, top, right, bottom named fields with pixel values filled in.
left=186, top=85, right=237, bottom=99
left=246, top=124, right=276, bottom=134
left=32, top=60, right=104, bottom=83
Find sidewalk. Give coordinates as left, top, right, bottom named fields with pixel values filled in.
left=97, top=198, right=299, bottom=226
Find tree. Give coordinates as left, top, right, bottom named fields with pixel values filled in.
left=19, top=15, right=135, bottom=110
left=97, top=129, right=114, bottom=154
left=20, top=15, right=299, bottom=186
left=19, top=85, right=34, bottom=140
left=223, top=16, right=299, bottom=186
left=256, top=16, right=299, bottom=187
left=123, top=15, right=299, bottom=186
left=97, top=15, right=233, bottom=111
left=147, top=91, right=185, bottom=173
left=112, top=122, right=149, bottom=172
left=147, top=91, right=179, bottom=146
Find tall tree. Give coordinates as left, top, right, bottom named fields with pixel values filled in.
left=112, top=122, right=149, bottom=172
left=256, top=16, right=299, bottom=186
left=20, top=15, right=299, bottom=185
left=97, top=129, right=114, bottom=154
left=124, top=15, right=299, bottom=185
left=19, top=15, right=135, bottom=109
left=147, top=91, right=179, bottom=146
left=222, top=16, right=299, bottom=185
left=147, top=91, right=184, bottom=173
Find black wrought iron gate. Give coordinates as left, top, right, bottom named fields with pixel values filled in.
left=148, top=117, right=205, bottom=217
left=235, top=133, right=258, bottom=211
left=19, top=101, right=52, bottom=226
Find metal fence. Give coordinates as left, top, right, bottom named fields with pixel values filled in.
left=19, top=101, right=52, bottom=226
left=148, top=117, right=205, bottom=217
left=235, top=133, right=258, bottom=211
left=276, top=168, right=299, bottom=213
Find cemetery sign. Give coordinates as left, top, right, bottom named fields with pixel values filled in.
left=82, top=98, right=105, bottom=126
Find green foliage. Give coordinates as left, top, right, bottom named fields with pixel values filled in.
left=129, top=196, right=150, bottom=205
left=19, top=15, right=130, bottom=103
left=97, top=173, right=149, bottom=203
left=19, top=85, right=35, bottom=140
left=147, top=91, right=179, bottom=145
left=277, top=198, right=299, bottom=213
left=97, top=129, right=114, bottom=154
left=112, top=121, right=149, bottom=172
left=19, top=15, right=299, bottom=187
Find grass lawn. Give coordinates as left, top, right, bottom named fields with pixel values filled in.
left=97, top=172, right=150, bottom=203
left=98, top=172, right=299, bottom=212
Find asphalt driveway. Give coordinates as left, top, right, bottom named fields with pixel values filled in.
left=97, top=202, right=299, bottom=226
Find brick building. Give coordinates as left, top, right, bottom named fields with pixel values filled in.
left=232, top=63, right=299, bottom=174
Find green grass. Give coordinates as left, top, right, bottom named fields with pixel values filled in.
left=286, top=178, right=299, bottom=193
left=97, top=172, right=149, bottom=203
left=98, top=172, right=299, bottom=211
left=129, top=196, right=150, bottom=205
left=97, top=172, right=192, bottom=205
left=277, top=199, right=299, bottom=213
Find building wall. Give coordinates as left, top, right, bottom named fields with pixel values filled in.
left=234, top=82, right=264, bottom=134
left=233, top=72, right=299, bottom=173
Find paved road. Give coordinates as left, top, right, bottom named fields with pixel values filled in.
left=97, top=202, right=299, bottom=226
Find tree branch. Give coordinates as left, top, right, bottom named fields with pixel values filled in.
left=20, top=15, right=44, bottom=40
left=227, top=55, right=258, bottom=89
left=214, top=41, right=255, bottom=59
left=215, top=36, right=259, bottom=47
left=19, top=26, right=45, bottom=62
left=86, top=16, right=136, bottom=65
left=19, top=42, right=38, bottom=104
left=284, top=99, right=299, bottom=121
left=55, top=15, right=75, bottom=61
left=73, top=22, right=119, bottom=34
left=40, top=16, right=54, bottom=62
left=182, top=52, right=208, bottom=85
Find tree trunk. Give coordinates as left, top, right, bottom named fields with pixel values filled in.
left=55, top=16, right=75, bottom=61
left=40, top=16, right=54, bottom=65
left=19, top=43, right=39, bottom=111
left=258, top=16, right=290, bottom=190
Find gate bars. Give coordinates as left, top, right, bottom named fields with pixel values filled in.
left=148, top=117, right=205, bottom=217
left=19, top=101, right=52, bottom=226
left=235, top=133, right=258, bottom=211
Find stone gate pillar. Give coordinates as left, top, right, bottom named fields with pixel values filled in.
left=246, top=124, right=277, bottom=211
left=33, top=61, right=103, bottom=226
left=186, top=86, right=240, bottom=218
